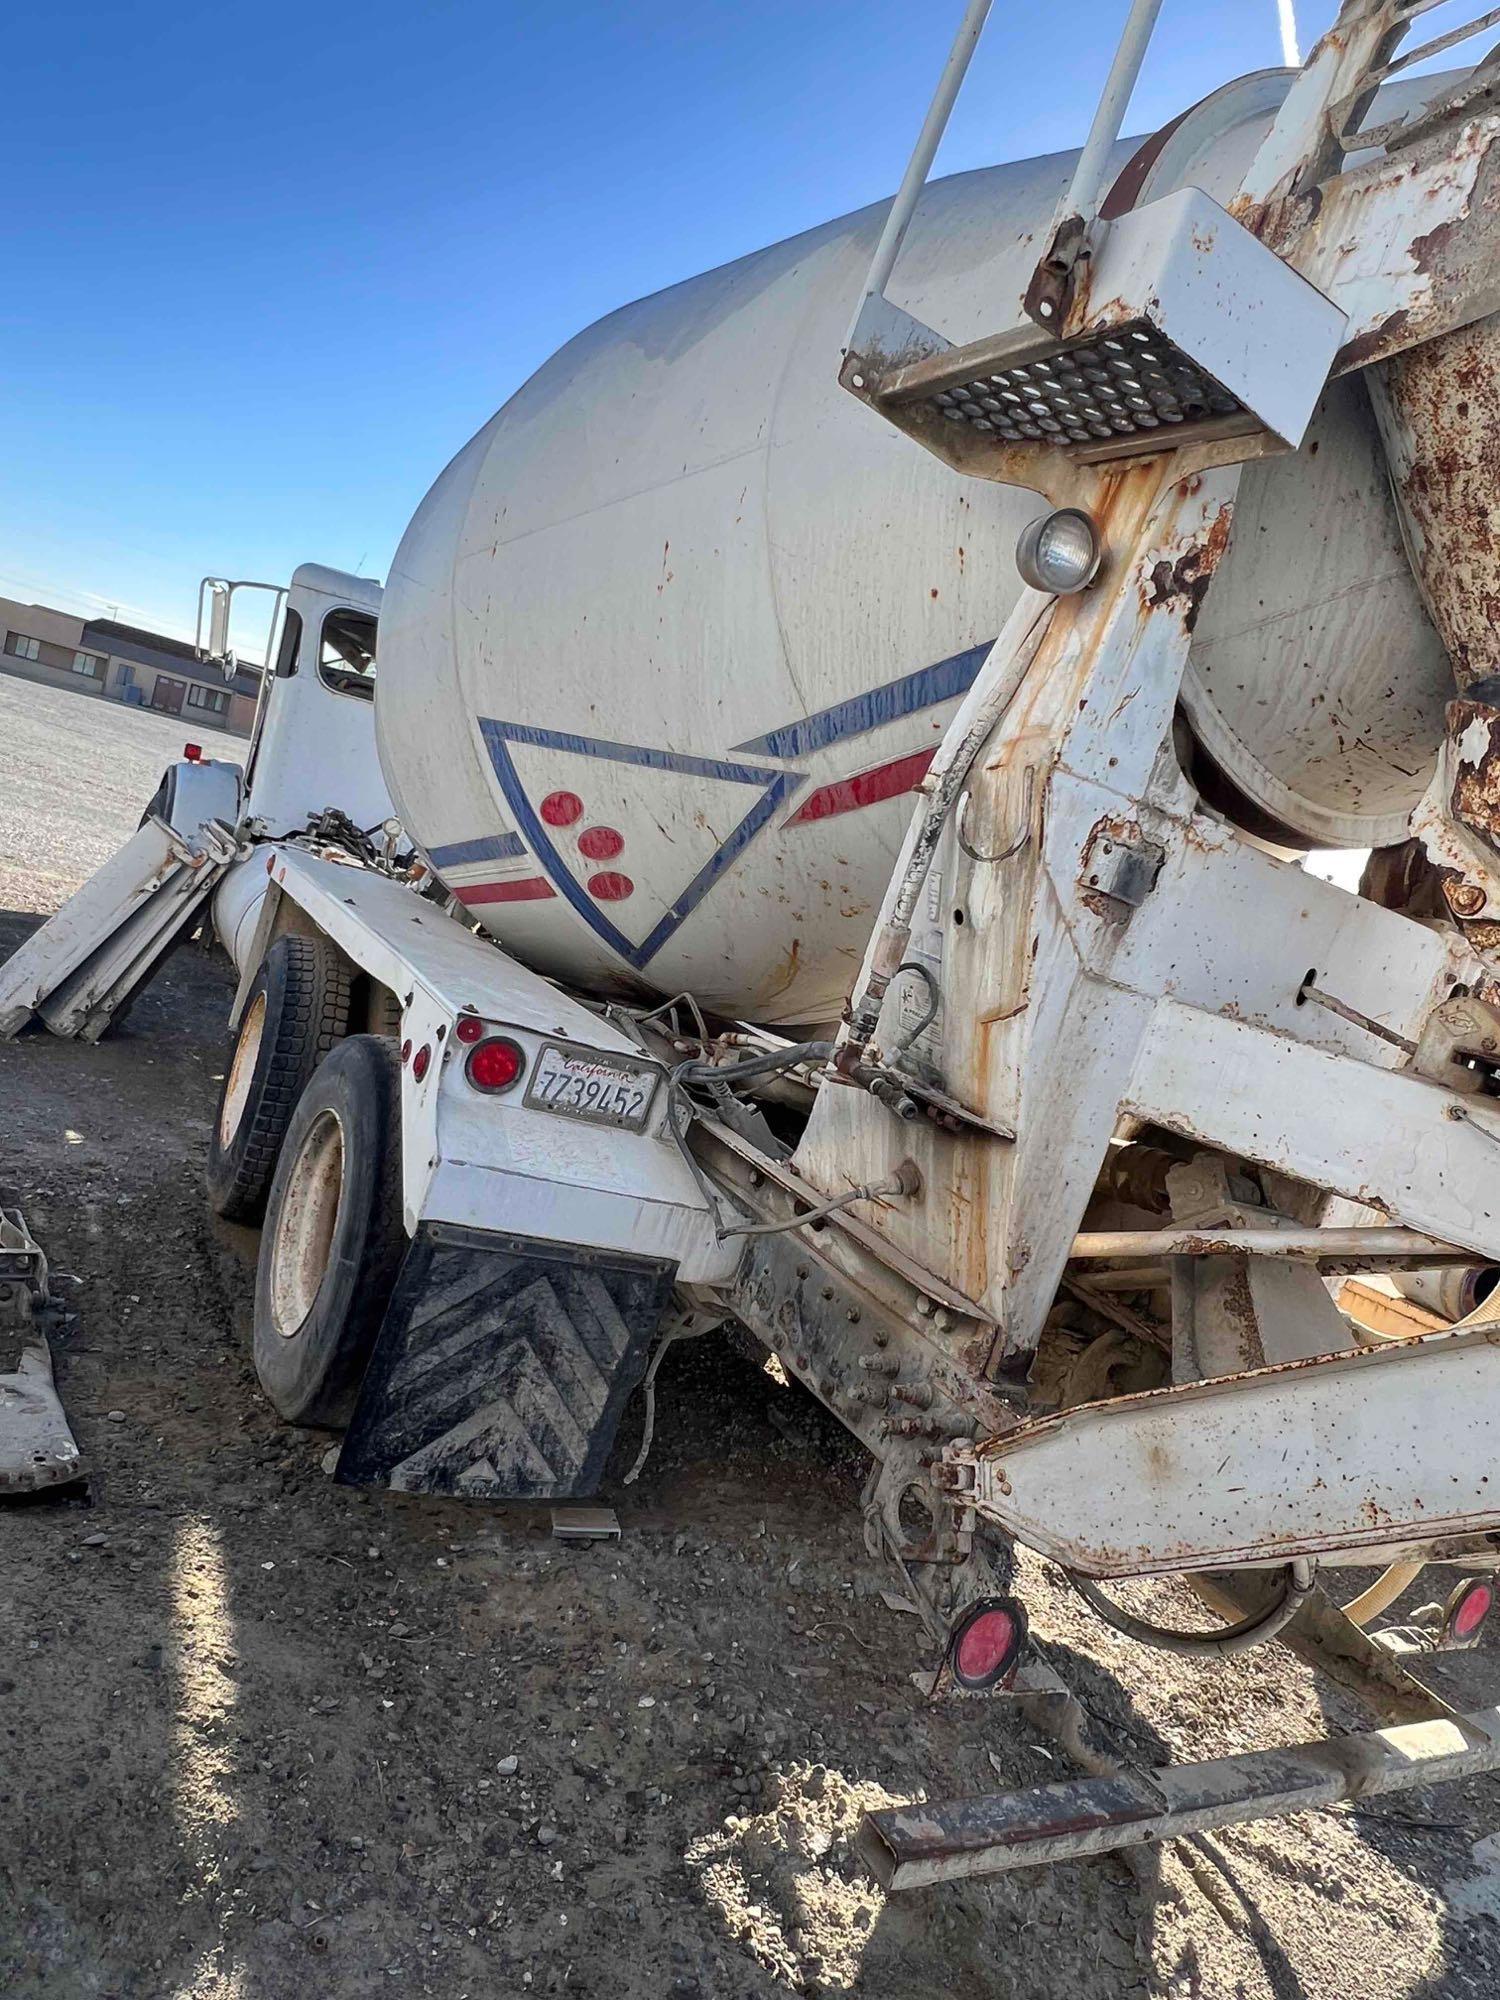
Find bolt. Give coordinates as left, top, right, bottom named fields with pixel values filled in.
left=1446, top=878, right=1487, bottom=918
left=858, top=1354, right=899, bottom=1375
left=914, top=1296, right=935, bottom=1318
left=892, top=1382, right=934, bottom=1409
left=846, top=1308, right=861, bottom=1324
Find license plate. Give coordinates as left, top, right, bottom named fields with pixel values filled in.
left=524, top=1042, right=661, bottom=1131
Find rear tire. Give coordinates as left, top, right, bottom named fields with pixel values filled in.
left=207, top=934, right=352, bottom=1222
left=252, top=1033, right=406, bottom=1428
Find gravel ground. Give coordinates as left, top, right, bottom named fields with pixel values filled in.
left=3, top=684, right=1500, bottom=1998
left=0, top=673, right=245, bottom=915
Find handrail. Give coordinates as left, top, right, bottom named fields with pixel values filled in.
left=843, top=0, right=992, bottom=355
left=845, top=0, right=1167, bottom=355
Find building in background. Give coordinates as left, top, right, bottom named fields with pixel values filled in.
left=0, top=592, right=261, bottom=735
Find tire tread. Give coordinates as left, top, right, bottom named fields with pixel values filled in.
left=207, top=934, right=352, bottom=1222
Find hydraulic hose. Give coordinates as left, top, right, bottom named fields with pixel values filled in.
left=1341, top=1561, right=1424, bottom=1629
left=1067, top=1558, right=1317, bottom=1659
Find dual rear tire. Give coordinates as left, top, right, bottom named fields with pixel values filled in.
left=253, top=1033, right=406, bottom=1427
left=208, top=937, right=405, bottom=1427
left=208, top=935, right=353, bottom=1224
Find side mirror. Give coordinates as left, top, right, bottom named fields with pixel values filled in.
left=195, top=577, right=284, bottom=689
left=200, top=578, right=233, bottom=663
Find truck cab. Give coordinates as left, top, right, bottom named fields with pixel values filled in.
left=242, top=563, right=392, bottom=838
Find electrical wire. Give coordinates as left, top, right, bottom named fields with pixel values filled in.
left=890, top=961, right=941, bottom=1057
left=674, top=1041, right=835, bottom=1090
left=1066, top=1559, right=1316, bottom=1658
left=630, top=989, right=711, bottom=1055
left=720, top=1172, right=910, bottom=1240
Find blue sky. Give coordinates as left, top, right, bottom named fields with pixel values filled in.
left=2, top=1, right=1334, bottom=652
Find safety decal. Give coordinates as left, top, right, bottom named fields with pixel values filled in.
left=475, top=719, right=799, bottom=970
left=449, top=638, right=994, bottom=966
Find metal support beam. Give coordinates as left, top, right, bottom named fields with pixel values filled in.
left=1071, top=1225, right=1470, bottom=1264
left=857, top=1703, right=1500, bottom=1888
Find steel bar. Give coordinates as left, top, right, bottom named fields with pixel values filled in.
left=1052, top=0, right=1165, bottom=238
left=856, top=1705, right=1500, bottom=1887
left=842, top=0, right=993, bottom=353
left=1070, top=1226, right=1468, bottom=1263
left=1300, top=983, right=1417, bottom=1054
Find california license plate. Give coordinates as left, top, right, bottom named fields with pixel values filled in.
left=525, top=1042, right=661, bottom=1131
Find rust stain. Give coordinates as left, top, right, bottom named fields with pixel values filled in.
left=1375, top=318, right=1500, bottom=687
left=1336, top=308, right=1412, bottom=375
left=1451, top=703, right=1500, bottom=859
left=1138, top=504, right=1233, bottom=635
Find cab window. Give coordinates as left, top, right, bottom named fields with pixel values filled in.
left=274, top=607, right=303, bottom=678
left=318, top=609, right=377, bottom=699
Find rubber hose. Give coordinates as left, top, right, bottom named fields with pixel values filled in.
left=1340, top=1560, right=1423, bottom=1629
left=1067, top=1558, right=1316, bottom=1659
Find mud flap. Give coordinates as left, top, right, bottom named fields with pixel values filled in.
left=335, top=1224, right=675, bottom=1500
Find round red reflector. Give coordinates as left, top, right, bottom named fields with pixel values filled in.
left=400, top=1038, right=412, bottom=1065
left=1450, top=1578, right=1494, bottom=1642
left=578, top=825, right=625, bottom=861
left=466, top=1036, right=525, bottom=1094
left=455, top=1013, right=485, bottom=1044
left=949, top=1596, right=1028, bottom=1690
left=412, top=1044, right=432, bottom=1082
left=540, top=790, right=584, bottom=827
left=588, top=871, right=634, bottom=902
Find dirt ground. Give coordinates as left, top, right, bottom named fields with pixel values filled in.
left=0, top=675, right=245, bottom=914
left=5, top=687, right=1500, bottom=1998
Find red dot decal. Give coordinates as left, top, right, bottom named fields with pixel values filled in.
left=578, top=825, right=624, bottom=861
left=588, top=871, right=634, bottom=902
left=540, top=790, right=583, bottom=827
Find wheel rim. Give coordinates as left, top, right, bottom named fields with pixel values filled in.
left=269, top=1109, right=345, bottom=1337
left=220, top=992, right=267, bottom=1148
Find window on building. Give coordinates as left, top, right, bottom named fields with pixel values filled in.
left=5, top=632, right=41, bottom=662
left=71, top=651, right=104, bottom=678
left=318, top=608, right=377, bottom=700
left=186, top=683, right=229, bottom=715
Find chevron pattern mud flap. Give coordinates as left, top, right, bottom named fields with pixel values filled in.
left=336, top=1224, right=676, bottom=1500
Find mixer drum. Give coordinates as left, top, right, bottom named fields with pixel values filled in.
left=376, top=67, right=1455, bottom=1023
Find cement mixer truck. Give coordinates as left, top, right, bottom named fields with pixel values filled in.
left=12, top=0, right=1500, bottom=1875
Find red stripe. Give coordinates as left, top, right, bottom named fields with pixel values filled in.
left=460, top=876, right=556, bottom=904
left=787, top=747, right=936, bottom=824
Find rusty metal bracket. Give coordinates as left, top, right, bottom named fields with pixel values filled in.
left=1077, top=820, right=1164, bottom=912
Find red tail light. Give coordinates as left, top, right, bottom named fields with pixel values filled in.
left=466, top=1036, right=526, bottom=1094
left=1442, top=1577, right=1494, bottom=1649
left=948, top=1596, right=1029, bottom=1691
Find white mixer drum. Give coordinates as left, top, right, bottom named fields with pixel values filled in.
left=376, top=68, right=1455, bottom=1024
